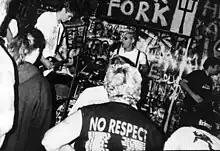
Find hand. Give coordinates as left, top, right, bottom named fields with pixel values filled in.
left=46, top=61, right=54, bottom=70
left=192, top=94, right=203, bottom=103
left=41, top=56, right=54, bottom=70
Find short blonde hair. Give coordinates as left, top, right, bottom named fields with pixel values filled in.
left=104, top=63, right=142, bottom=106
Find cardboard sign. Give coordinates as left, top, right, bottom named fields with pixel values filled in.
left=97, top=0, right=199, bottom=36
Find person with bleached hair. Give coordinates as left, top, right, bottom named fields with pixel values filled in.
left=42, top=63, right=164, bottom=151
left=67, top=55, right=137, bottom=115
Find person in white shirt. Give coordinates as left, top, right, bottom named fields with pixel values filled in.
left=35, top=0, right=76, bottom=70
left=112, top=30, right=150, bottom=108
left=164, top=102, right=220, bottom=150
left=113, top=31, right=148, bottom=69
left=67, top=55, right=139, bottom=116
left=0, top=0, right=15, bottom=147
left=164, top=126, right=220, bottom=150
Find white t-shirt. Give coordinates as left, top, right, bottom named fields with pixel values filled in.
left=35, top=12, right=64, bottom=58
left=9, top=19, right=18, bottom=37
left=0, top=45, right=15, bottom=148
left=164, top=126, right=220, bottom=150
left=113, top=47, right=146, bottom=68
left=68, top=86, right=109, bottom=115
left=3, top=18, right=18, bottom=46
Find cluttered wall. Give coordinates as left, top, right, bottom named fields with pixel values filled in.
left=14, top=0, right=220, bottom=135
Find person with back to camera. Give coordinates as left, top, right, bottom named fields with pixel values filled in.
left=179, top=57, right=220, bottom=127
left=67, top=55, right=137, bottom=115
left=164, top=103, right=220, bottom=150
left=41, top=61, right=164, bottom=151
left=2, top=28, right=53, bottom=151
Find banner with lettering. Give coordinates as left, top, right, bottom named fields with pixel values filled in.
left=96, top=0, right=199, bottom=36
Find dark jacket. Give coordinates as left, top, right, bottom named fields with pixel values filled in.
left=3, top=62, right=53, bottom=151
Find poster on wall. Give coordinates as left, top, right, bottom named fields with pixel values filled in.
left=97, top=0, right=199, bottom=36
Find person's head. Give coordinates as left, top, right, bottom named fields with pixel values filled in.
left=203, top=57, right=220, bottom=76
left=8, top=28, right=45, bottom=65
left=121, top=31, right=138, bottom=51
left=24, top=28, right=45, bottom=64
left=104, top=63, right=142, bottom=107
left=57, top=0, right=76, bottom=22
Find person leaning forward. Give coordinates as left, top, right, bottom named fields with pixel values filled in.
left=179, top=57, right=220, bottom=128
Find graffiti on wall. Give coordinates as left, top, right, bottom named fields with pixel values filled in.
left=191, top=0, right=220, bottom=59
left=63, top=0, right=220, bottom=132
left=190, top=0, right=220, bottom=92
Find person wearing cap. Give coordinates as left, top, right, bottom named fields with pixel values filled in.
left=179, top=57, right=220, bottom=127
left=0, top=0, right=16, bottom=148
left=42, top=62, right=164, bottom=151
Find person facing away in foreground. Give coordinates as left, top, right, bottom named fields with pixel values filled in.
left=164, top=104, right=220, bottom=150
left=2, top=28, right=53, bottom=151
left=42, top=62, right=164, bottom=151
left=0, top=0, right=16, bottom=148
left=164, top=126, right=220, bottom=150
left=179, top=57, right=220, bottom=127
left=67, top=55, right=136, bottom=115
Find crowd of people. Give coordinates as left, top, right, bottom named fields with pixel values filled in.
left=1, top=0, right=220, bottom=150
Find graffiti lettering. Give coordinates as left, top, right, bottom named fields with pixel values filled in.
left=107, top=0, right=170, bottom=27
left=202, top=0, right=218, bottom=19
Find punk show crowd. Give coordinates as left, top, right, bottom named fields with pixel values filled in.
left=1, top=0, right=220, bottom=150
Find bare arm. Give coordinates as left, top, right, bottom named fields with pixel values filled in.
left=40, top=56, right=53, bottom=70
left=42, top=110, right=82, bottom=151
left=179, top=79, right=203, bottom=103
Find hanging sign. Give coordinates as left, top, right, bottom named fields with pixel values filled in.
left=97, top=0, right=199, bottom=36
